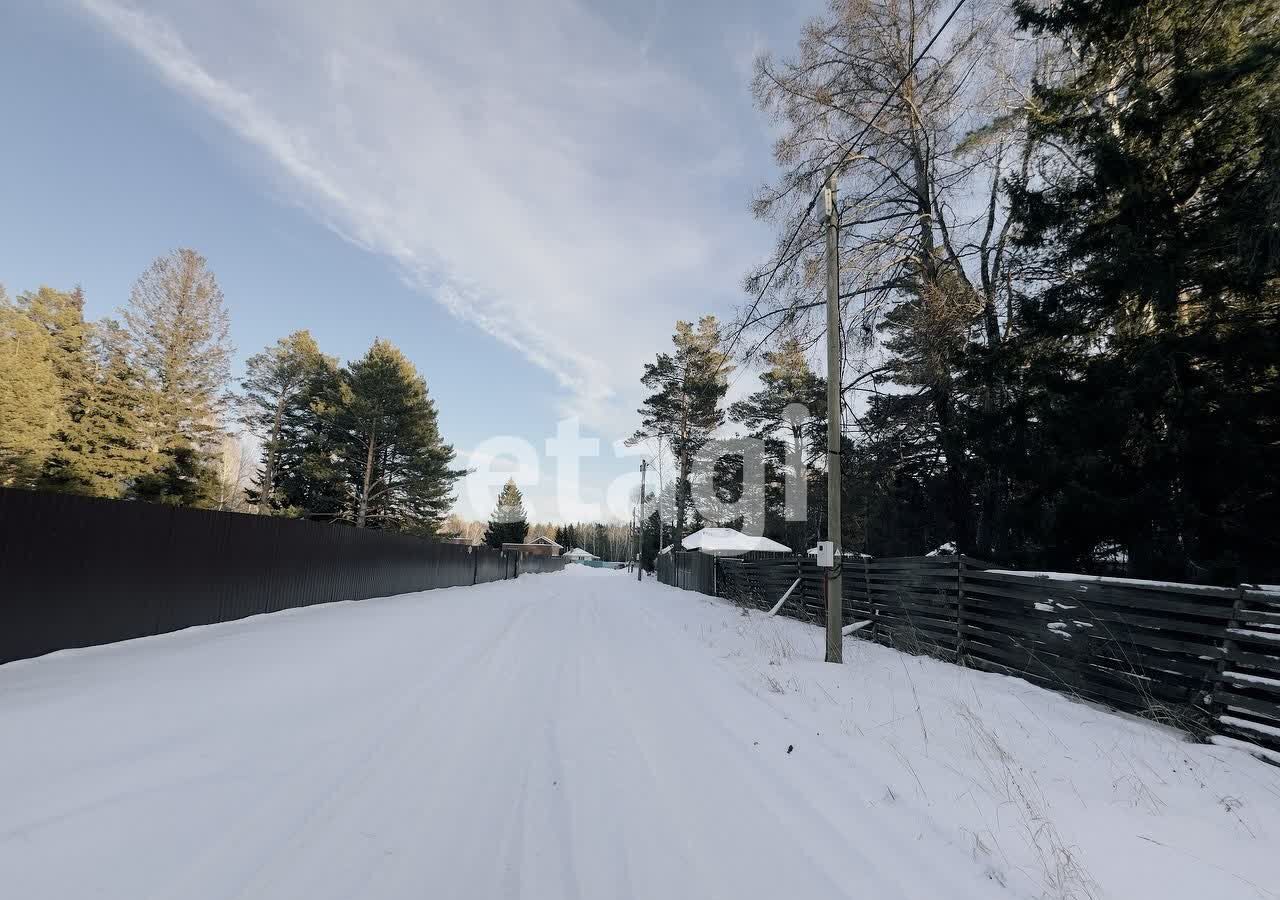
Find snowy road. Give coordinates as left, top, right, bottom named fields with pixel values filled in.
left=2, top=568, right=1277, bottom=900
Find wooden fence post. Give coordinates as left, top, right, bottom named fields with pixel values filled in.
left=863, top=555, right=877, bottom=642
left=956, top=555, right=967, bottom=663
left=1205, top=585, right=1246, bottom=730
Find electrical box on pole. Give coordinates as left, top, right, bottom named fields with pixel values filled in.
left=815, top=541, right=835, bottom=569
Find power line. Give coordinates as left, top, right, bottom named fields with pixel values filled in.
left=726, top=0, right=973, bottom=365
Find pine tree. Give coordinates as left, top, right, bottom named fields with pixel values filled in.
left=484, top=478, right=529, bottom=547
left=240, top=330, right=335, bottom=512
left=630, top=317, right=733, bottom=548
left=729, top=335, right=827, bottom=549
left=0, top=288, right=63, bottom=486
left=124, top=249, right=233, bottom=507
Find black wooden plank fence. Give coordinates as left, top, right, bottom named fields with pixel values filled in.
left=660, top=550, right=1280, bottom=759
left=0, top=487, right=564, bottom=665
left=656, top=551, right=718, bottom=594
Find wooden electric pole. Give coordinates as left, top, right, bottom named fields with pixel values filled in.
left=638, top=458, right=647, bottom=581
left=824, top=166, right=843, bottom=664
left=656, top=436, right=665, bottom=559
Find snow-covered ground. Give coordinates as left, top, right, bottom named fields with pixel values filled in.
left=1, top=568, right=1276, bottom=900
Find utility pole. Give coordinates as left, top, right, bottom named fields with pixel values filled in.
left=638, top=459, right=647, bottom=581
left=824, top=166, right=843, bottom=664
left=656, top=436, right=665, bottom=557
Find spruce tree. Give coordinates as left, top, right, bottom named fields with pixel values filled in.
left=18, top=286, right=90, bottom=420
left=641, top=507, right=662, bottom=570
left=1008, top=0, right=1280, bottom=578
left=7, top=287, right=97, bottom=492
left=269, top=358, right=346, bottom=520
left=0, top=289, right=63, bottom=486
left=484, top=478, right=529, bottom=547
left=53, top=320, right=154, bottom=497
left=240, top=330, right=335, bottom=513
left=20, top=288, right=155, bottom=498
left=123, top=249, right=233, bottom=507
left=554, top=522, right=580, bottom=551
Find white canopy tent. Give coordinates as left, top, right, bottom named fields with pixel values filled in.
left=658, top=527, right=792, bottom=558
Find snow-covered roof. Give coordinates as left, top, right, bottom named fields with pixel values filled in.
left=529, top=536, right=562, bottom=548
left=669, top=528, right=792, bottom=557
left=562, top=547, right=599, bottom=559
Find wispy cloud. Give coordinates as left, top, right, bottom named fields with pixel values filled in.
left=77, top=0, right=764, bottom=434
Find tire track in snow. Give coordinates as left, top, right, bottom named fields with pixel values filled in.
left=308, top=581, right=588, bottom=900
left=3, top=571, right=1016, bottom=900
left=143, top=594, right=546, bottom=900
left=257, top=590, right=566, bottom=900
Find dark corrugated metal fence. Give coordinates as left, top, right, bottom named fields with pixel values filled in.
left=0, top=487, right=564, bottom=665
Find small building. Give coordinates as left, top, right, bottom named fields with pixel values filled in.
left=561, top=547, right=599, bottom=562
left=502, top=542, right=555, bottom=556
left=527, top=535, right=563, bottom=556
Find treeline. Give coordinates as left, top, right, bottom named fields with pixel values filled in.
left=645, top=0, right=1280, bottom=583
left=1, top=249, right=462, bottom=535
left=456, top=479, right=635, bottom=560
left=552, top=521, right=635, bottom=561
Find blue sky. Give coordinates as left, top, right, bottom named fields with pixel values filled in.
left=1, top=0, right=823, bottom=521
